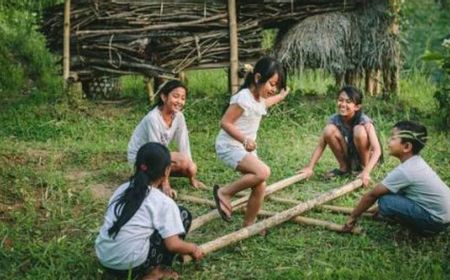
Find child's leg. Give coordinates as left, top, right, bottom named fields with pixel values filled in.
left=323, top=124, right=349, bottom=171
left=353, top=125, right=370, bottom=167
left=378, top=194, right=446, bottom=233
left=217, top=154, right=270, bottom=216
left=170, top=152, right=205, bottom=188
left=243, top=182, right=266, bottom=227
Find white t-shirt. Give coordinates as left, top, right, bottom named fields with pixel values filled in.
left=216, top=88, right=267, bottom=148
left=382, top=155, right=450, bottom=223
left=127, top=107, right=191, bottom=165
left=95, top=183, right=185, bottom=270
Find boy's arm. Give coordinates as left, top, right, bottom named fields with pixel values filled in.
left=164, top=235, right=203, bottom=260
left=264, top=88, right=289, bottom=108
left=343, top=183, right=390, bottom=231
left=298, top=134, right=327, bottom=178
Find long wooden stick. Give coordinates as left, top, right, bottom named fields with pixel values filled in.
left=228, top=0, right=239, bottom=94
left=63, top=0, right=71, bottom=87
left=183, top=179, right=362, bottom=262
left=255, top=210, right=361, bottom=234
left=268, top=196, right=376, bottom=216
left=189, top=173, right=307, bottom=232
left=178, top=194, right=360, bottom=234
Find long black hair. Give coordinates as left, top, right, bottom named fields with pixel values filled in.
left=108, top=142, right=171, bottom=239
left=239, top=56, right=286, bottom=92
left=152, top=80, right=188, bottom=109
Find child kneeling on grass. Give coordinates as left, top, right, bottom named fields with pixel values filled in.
left=96, top=142, right=203, bottom=280
left=343, top=121, right=450, bottom=235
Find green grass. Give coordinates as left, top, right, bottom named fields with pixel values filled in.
left=1, top=69, right=449, bottom=279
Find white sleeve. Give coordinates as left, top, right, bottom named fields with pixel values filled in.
left=381, top=166, right=410, bottom=193
left=230, top=90, right=266, bottom=116
left=173, top=113, right=192, bottom=159
left=153, top=199, right=185, bottom=238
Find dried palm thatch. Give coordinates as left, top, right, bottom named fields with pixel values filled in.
left=274, top=1, right=400, bottom=90
left=274, top=12, right=351, bottom=75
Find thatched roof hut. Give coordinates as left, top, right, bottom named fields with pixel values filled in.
left=274, top=0, right=400, bottom=92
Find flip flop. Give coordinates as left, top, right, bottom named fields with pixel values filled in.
left=324, top=168, right=349, bottom=180
left=213, top=185, right=232, bottom=223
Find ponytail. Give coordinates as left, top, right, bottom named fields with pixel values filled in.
left=108, top=142, right=171, bottom=239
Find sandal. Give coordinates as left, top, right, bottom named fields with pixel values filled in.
left=324, top=168, right=349, bottom=179
left=213, top=185, right=232, bottom=223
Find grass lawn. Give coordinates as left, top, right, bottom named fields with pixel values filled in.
left=0, top=69, right=449, bottom=279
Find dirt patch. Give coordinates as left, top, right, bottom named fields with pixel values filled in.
left=64, top=170, right=92, bottom=182
left=89, top=183, right=116, bottom=200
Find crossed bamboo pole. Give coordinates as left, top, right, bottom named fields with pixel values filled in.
left=183, top=179, right=363, bottom=262
left=189, top=173, right=308, bottom=232
left=177, top=195, right=362, bottom=234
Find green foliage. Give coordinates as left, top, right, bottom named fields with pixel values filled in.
left=0, top=8, right=61, bottom=96
left=422, top=39, right=450, bottom=130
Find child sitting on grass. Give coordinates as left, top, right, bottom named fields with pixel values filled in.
left=127, top=80, right=205, bottom=198
left=343, top=121, right=450, bottom=235
left=298, top=86, right=382, bottom=186
left=96, top=142, right=203, bottom=280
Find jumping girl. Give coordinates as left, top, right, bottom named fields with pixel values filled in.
left=213, top=56, right=289, bottom=227
left=298, top=86, right=382, bottom=186
left=127, top=80, right=205, bottom=198
left=96, top=142, right=203, bottom=279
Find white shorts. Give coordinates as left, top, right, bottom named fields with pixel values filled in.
left=215, top=143, right=257, bottom=169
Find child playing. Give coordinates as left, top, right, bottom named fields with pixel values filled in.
left=127, top=80, right=205, bottom=198
left=213, top=56, right=289, bottom=226
left=96, top=142, right=203, bottom=279
left=298, top=86, right=382, bottom=186
left=343, top=121, right=450, bottom=235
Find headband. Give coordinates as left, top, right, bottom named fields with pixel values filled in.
left=396, top=130, right=428, bottom=145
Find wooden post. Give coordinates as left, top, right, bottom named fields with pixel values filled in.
left=227, top=0, right=239, bottom=94
left=183, top=179, right=363, bottom=262
left=189, top=173, right=307, bottom=232
left=63, top=0, right=71, bottom=90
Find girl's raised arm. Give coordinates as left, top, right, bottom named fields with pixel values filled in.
left=264, top=88, right=289, bottom=108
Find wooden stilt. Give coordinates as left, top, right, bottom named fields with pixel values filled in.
left=189, top=173, right=307, bottom=232
left=177, top=195, right=215, bottom=208
left=227, top=0, right=239, bottom=94
left=183, top=179, right=363, bottom=262
left=63, top=0, right=71, bottom=91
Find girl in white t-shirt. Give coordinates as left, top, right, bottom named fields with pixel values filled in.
left=96, top=142, right=203, bottom=279
left=214, top=57, right=289, bottom=227
left=128, top=80, right=205, bottom=198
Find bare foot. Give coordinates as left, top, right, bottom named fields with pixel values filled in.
left=142, top=266, right=165, bottom=280
left=190, top=178, right=208, bottom=190
left=161, top=267, right=179, bottom=279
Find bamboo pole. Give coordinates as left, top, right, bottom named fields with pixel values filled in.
left=256, top=210, right=361, bottom=234
left=189, top=173, right=307, bottom=232
left=268, top=196, right=376, bottom=216
left=178, top=194, right=361, bottom=234
left=63, top=0, right=71, bottom=89
left=227, top=0, right=239, bottom=94
left=183, top=179, right=363, bottom=262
